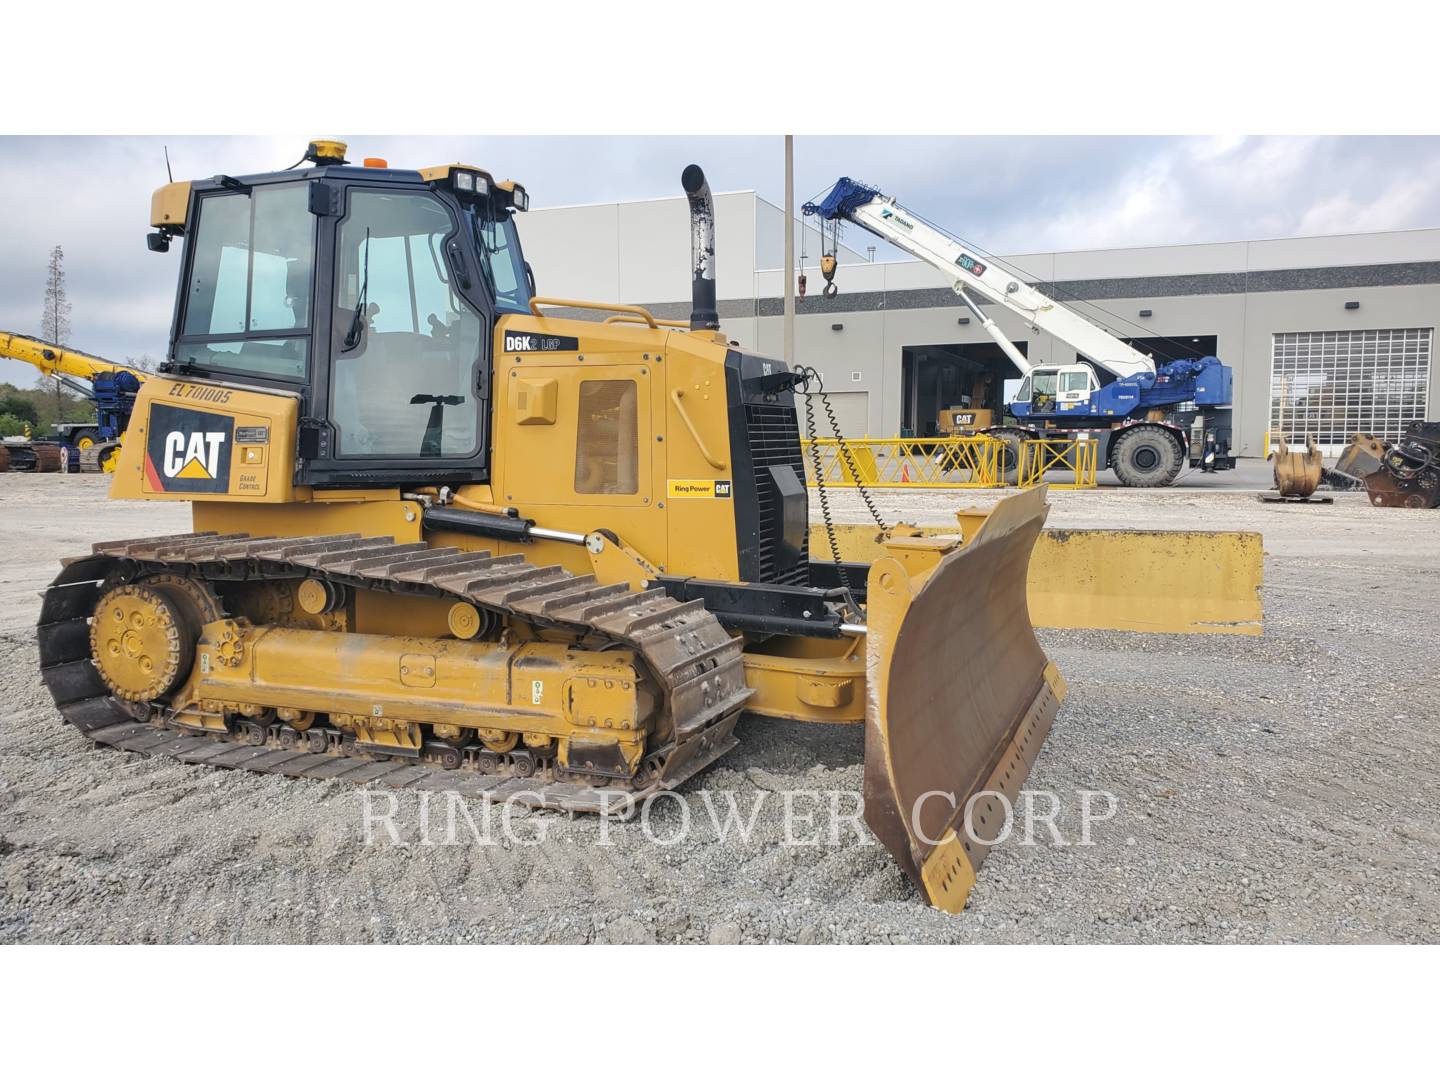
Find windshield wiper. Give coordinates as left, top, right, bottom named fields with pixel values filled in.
left=341, top=228, right=371, bottom=352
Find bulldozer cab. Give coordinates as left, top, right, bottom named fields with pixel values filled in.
left=158, top=159, right=532, bottom=488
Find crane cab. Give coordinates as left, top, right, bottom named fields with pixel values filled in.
left=1011, top=363, right=1099, bottom=417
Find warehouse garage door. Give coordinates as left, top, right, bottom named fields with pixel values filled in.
left=1270, top=328, right=1431, bottom=454
left=806, top=390, right=869, bottom=439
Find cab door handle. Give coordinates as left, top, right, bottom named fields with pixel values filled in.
left=446, top=240, right=473, bottom=291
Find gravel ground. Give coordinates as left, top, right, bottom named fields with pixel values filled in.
left=1, top=472, right=1436, bottom=943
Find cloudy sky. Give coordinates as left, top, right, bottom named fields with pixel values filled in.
left=3, top=134, right=1439, bottom=388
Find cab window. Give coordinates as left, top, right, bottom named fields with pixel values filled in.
left=1061, top=370, right=1091, bottom=393
left=1031, top=372, right=1058, bottom=397
left=177, top=183, right=313, bottom=380
left=468, top=204, right=532, bottom=314
left=330, top=190, right=483, bottom=459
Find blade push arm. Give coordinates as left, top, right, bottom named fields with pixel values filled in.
left=803, top=179, right=1155, bottom=380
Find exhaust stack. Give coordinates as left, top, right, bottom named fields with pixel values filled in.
left=682, top=164, right=719, bottom=331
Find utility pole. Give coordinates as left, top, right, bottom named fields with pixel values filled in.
left=783, top=135, right=795, bottom=364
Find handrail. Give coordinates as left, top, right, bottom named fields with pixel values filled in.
left=670, top=388, right=725, bottom=470
left=603, top=313, right=691, bottom=329
left=527, top=296, right=659, bottom=329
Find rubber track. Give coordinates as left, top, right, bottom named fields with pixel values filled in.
left=78, top=441, right=119, bottom=473
left=35, top=531, right=753, bottom=813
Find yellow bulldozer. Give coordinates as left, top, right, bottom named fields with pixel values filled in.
left=33, top=141, right=1253, bottom=913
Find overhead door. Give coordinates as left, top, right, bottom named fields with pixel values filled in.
left=1270, top=328, right=1431, bottom=454
left=803, top=390, right=869, bottom=439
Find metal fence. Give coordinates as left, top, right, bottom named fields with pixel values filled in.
left=1018, top=437, right=1099, bottom=488
left=801, top=435, right=1098, bottom=489
left=802, top=436, right=1001, bottom=488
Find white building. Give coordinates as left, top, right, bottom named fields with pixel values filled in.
left=517, top=190, right=1440, bottom=455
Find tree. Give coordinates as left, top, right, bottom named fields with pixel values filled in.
left=0, top=380, right=88, bottom=432
left=0, top=388, right=40, bottom=425
left=41, top=245, right=71, bottom=345
left=41, top=245, right=73, bottom=423
left=125, top=354, right=158, bottom=373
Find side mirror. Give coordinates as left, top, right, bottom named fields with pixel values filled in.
left=146, top=231, right=170, bottom=253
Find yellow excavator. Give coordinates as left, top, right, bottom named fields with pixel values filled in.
left=0, top=332, right=149, bottom=472
left=37, top=141, right=1131, bottom=911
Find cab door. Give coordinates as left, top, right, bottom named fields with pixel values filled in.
left=1056, top=365, right=1097, bottom=409
left=302, top=183, right=494, bottom=486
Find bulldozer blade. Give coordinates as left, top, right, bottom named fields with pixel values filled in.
left=810, top=521, right=1263, bottom=636
left=863, top=485, right=1066, bottom=913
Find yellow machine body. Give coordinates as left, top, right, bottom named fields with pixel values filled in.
left=110, top=317, right=746, bottom=584
left=181, top=621, right=648, bottom=771
left=937, top=407, right=994, bottom=434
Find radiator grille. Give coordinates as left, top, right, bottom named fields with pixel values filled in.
left=745, top=403, right=809, bottom=584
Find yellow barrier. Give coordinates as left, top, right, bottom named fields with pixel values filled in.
left=1019, top=437, right=1099, bottom=489
left=802, top=436, right=1000, bottom=488
left=802, top=435, right=1100, bottom=489
left=808, top=520, right=1263, bottom=636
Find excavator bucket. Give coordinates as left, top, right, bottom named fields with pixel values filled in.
left=1272, top=434, right=1324, bottom=499
left=863, top=485, right=1066, bottom=913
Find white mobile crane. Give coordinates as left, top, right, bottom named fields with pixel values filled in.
left=803, top=178, right=1235, bottom=486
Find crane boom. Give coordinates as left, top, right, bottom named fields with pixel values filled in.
left=1, top=331, right=148, bottom=473
left=803, top=179, right=1155, bottom=380
left=0, top=331, right=149, bottom=385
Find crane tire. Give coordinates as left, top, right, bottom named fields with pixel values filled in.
left=981, top=427, right=1028, bottom=485
left=1112, top=427, right=1183, bottom=487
